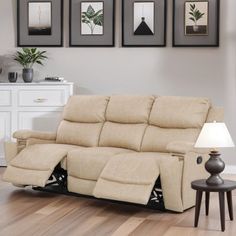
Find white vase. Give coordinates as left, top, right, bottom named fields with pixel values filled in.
left=193, top=25, right=199, bottom=32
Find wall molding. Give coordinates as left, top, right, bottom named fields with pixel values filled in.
left=224, top=165, right=236, bottom=174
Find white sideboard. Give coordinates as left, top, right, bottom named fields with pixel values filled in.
left=0, top=82, right=74, bottom=166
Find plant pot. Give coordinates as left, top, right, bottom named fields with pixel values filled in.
left=22, top=68, right=34, bottom=83
left=193, top=25, right=199, bottom=32
left=8, top=72, right=18, bottom=83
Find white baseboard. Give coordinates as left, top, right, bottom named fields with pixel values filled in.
left=0, top=157, right=6, bottom=167
left=224, top=165, right=236, bottom=174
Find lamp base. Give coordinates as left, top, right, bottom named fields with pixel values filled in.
left=205, top=151, right=225, bottom=186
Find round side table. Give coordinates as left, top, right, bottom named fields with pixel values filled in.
left=191, top=179, right=236, bottom=232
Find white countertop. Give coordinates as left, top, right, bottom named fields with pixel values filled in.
left=0, top=81, right=74, bottom=86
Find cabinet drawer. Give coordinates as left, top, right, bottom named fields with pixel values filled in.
left=0, top=90, right=11, bottom=106
left=19, top=90, right=66, bottom=107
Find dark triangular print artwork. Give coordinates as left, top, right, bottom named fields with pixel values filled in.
left=134, top=17, right=154, bottom=35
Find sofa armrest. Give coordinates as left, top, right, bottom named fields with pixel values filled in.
left=166, top=141, right=211, bottom=210
left=166, top=141, right=209, bottom=155
left=13, top=130, right=57, bottom=141
left=26, top=138, right=56, bottom=146
left=11, top=130, right=57, bottom=156
left=181, top=151, right=210, bottom=210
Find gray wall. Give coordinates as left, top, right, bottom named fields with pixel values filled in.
left=0, top=0, right=236, bottom=165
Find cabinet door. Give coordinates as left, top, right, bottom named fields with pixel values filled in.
left=0, top=112, right=11, bottom=165
left=18, top=111, right=62, bottom=132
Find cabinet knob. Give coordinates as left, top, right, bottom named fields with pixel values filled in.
left=34, top=98, right=48, bottom=103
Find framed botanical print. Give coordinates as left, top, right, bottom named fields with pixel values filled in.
left=122, top=0, right=167, bottom=47
left=173, top=0, right=220, bottom=47
left=70, top=0, right=115, bottom=47
left=17, top=0, right=63, bottom=47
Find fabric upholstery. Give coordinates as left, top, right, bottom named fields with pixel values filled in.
left=13, top=130, right=56, bottom=140
left=106, top=95, right=154, bottom=123
left=166, top=141, right=208, bottom=155
left=159, top=158, right=183, bottom=212
left=56, top=120, right=103, bottom=147
left=3, top=144, right=80, bottom=187
left=26, top=138, right=56, bottom=146
left=67, top=147, right=132, bottom=181
left=94, top=179, right=155, bottom=205
left=63, top=95, right=109, bottom=123
left=94, top=153, right=161, bottom=205
left=181, top=152, right=209, bottom=210
left=10, top=144, right=78, bottom=171
left=4, top=142, right=18, bottom=164
left=68, top=176, right=96, bottom=196
left=141, top=126, right=200, bottom=152
left=99, top=122, right=147, bottom=151
left=3, top=165, right=51, bottom=187
left=149, top=96, right=210, bottom=128
left=206, top=106, right=224, bottom=122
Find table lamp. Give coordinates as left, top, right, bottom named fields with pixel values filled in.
left=195, top=122, right=235, bottom=186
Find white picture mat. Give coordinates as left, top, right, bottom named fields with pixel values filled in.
left=28, top=2, right=51, bottom=28
left=81, top=2, right=103, bottom=35
left=133, top=2, right=154, bottom=32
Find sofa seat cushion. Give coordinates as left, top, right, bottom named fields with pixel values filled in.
left=93, top=152, right=168, bottom=205
left=67, top=147, right=134, bottom=181
left=3, top=144, right=81, bottom=187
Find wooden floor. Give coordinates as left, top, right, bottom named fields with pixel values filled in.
left=0, top=168, right=236, bottom=236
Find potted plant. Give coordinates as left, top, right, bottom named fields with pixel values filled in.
left=189, top=4, right=205, bottom=32
left=14, top=48, right=48, bottom=83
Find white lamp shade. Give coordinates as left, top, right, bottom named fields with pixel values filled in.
left=195, top=122, right=235, bottom=148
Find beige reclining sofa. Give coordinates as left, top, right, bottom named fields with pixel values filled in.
left=3, top=95, right=223, bottom=212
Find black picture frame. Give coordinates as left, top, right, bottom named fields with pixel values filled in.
left=17, top=0, right=63, bottom=47
left=122, top=0, right=167, bottom=47
left=69, top=0, right=115, bottom=47
left=173, top=0, right=220, bottom=47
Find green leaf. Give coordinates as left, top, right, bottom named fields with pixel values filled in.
left=92, top=9, right=103, bottom=18
left=93, top=14, right=103, bottom=26
left=86, top=5, right=95, bottom=18
left=36, top=60, right=43, bottom=65
left=190, top=4, right=195, bottom=10
left=82, top=19, right=90, bottom=24
left=31, top=48, right=37, bottom=54
left=189, top=17, right=196, bottom=22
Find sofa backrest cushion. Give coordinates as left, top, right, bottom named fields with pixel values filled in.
left=106, top=95, right=154, bottom=123
left=56, top=121, right=103, bottom=147
left=99, top=96, right=154, bottom=151
left=63, top=95, right=109, bottom=123
left=149, top=96, right=211, bottom=128
left=206, top=106, right=224, bottom=123
left=141, top=126, right=200, bottom=152
left=99, top=122, right=147, bottom=151
left=56, top=96, right=109, bottom=147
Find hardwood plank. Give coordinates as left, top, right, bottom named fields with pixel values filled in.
left=0, top=168, right=236, bottom=236
left=111, top=217, right=145, bottom=236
